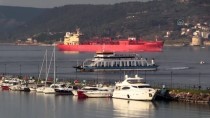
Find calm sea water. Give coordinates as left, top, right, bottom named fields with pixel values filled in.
left=0, top=91, right=210, bottom=118
left=0, top=45, right=210, bottom=86
left=0, top=44, right=210, bottom=118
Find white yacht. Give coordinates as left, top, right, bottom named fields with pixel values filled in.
left=36, top=86, right=45, bottom=93
left=112, top=75, right=157, bottom=101
left=43, top=84, right=59, bottom=94
left=54, top=84, right=74, bottom=95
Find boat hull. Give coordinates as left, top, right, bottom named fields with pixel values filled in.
left=84, top=91, right=113, bottom=98
left=1, top=85, right=10, bottom=90
left=57, top=41, right=163, bottom=52
left=112, top=89, right=157, bottom=101
left=77, top=65, right=158, bottom=72
left=77, top=90, right=88, bottom=98
left=43, top=87, right=55, bottom=94
left=55, top=89, right=73, bottom=95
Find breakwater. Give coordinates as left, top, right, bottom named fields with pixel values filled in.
left=157, top=89, right=210, bottom=104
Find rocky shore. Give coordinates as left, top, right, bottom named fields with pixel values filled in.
left=156, top=89, right=210, bottom=104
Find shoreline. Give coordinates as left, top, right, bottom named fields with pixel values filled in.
left=157, top=89, right=210, bottom=104
left=0, top=43, right=53, bottom=46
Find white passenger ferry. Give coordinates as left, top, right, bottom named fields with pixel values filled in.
left=74, top=52, right=158, bottom=72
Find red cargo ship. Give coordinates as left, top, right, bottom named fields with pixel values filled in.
left=56, top=29, right=164, bottom=52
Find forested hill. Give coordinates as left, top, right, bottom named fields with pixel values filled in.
left=1, top=0, right=210, bottom=43
left=0, top=6, right=48, bottom=42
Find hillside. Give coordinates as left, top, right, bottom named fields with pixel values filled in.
left=1, top=0, right=210, bottom=43
left=0, top=6, right=48, bottom=42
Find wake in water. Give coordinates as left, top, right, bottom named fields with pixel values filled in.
left=163, top=66, right=190, bottom=70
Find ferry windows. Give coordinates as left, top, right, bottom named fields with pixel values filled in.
left=110, top=62, right=112, bottom=67
left=141, top=60, right=145, bottom=66
left=111, top=62, right=114, bottom=67
left=121, top=61, right=124, bottom=67
left=97, top=62, right=101, bottom=67
left=136, top=61, right=138, bottom=66
left=129, top=61, right=132, bottom=66
left=104, top=62, right=107, bottom=67
left=137, top=61, right=141, bottom=66
left=124, top=61, right=126, bottom=67
left=132, top=61, right=136, bottom=66
left=117, top=61, right=120, bottom=67
left=113, top=62, right=116, bottom=67
left=101, top=62, right=104, bottom=67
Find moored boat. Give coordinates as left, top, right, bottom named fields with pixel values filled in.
left=43, top=84, right=61, bottom=94
left=56, top=28, right=164, bottom=52
left=54, top=84, right=74, bottom=95
left=77, top=86, right=99, bottom=98
left=74, top=52, right=158, bottom=72
left=112, top=75, right=157, bottom=101
left=83, top=87, right=114, bottom=98
left=1, top=76, right=20, bottom=90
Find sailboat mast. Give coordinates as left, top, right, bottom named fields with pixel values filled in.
left=45, top=50, right=48, bottom=87
left=53, top=44, right=56, bottom=84
left=37, top=49, right=47, bottom=85
left=45, top=48, right=54, bottom=87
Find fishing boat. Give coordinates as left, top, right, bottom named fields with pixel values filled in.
left=56, top=28, right=164, bottom=52
left=112, top=75, right=157, bottom=101
left=74, top=52, right=158, bottom=72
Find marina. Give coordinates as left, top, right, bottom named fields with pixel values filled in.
left=0, top=45, right=210, bottom=118
left=0, top=0, right=210, bottom=117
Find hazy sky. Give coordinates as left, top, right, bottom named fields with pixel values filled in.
left=0, top=0, right=151, bottom=8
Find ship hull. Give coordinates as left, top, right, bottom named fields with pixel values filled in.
left=57, top=41, right=163, bottom=52
left=75, top=65, right=158, bottom=72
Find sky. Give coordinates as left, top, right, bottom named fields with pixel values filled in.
left=0, top=0, right=151, bottom=8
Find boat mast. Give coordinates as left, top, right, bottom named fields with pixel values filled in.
left=45, top=50, right=48, bottom=87
left=45, top=48, right=54, bottom=87
left=53, top=44, right=56, bottom=84
left=37, top=49, right=47, bottom=86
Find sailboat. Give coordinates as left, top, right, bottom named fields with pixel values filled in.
left=43, top=45, right=57, bottom=94
left=36, top=49, right=48, bottom=93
